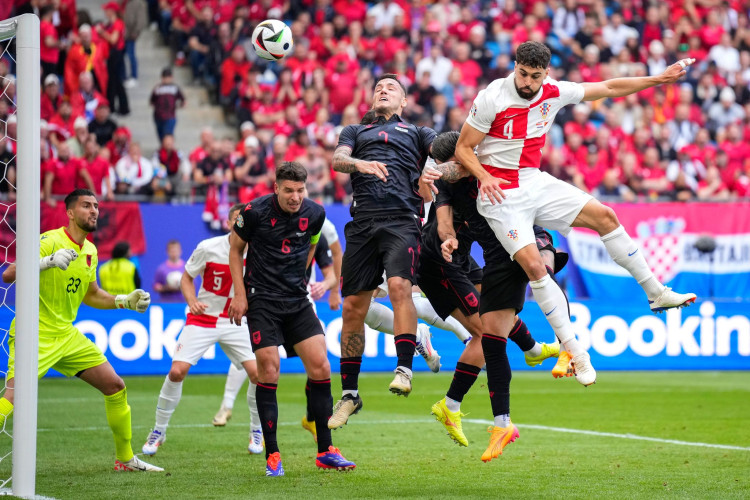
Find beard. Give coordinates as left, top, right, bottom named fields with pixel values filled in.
left=77, top=218, right=97, bottom=233
left=514, top=81, right=536, bottom=100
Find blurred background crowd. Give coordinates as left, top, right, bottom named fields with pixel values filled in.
left=2, top=0, right=750, bottom=217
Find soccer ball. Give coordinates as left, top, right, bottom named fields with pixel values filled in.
left=166, top=270, right=182, bottom=290
left=251, top=19, right=293, bottom=61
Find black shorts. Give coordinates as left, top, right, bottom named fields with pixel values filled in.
left=246, top=298, right=324, bottom=353
left=534, top=227, right=569, bottom=272
left=418, top=255, right=480, bottom=320
left=466, top=256, right=483, bottom=285
left=479, top=259, right=529, bottom=316
left=341, top=215, right=422, bottom=297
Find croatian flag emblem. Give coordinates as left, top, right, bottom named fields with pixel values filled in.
left=540, top=102, right=551, bottom=119
left=507, top=229, right=518, bottom=240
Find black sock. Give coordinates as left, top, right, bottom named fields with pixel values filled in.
left=481, top=334, right=511, bottom=418
left=308, top=378, right=333, bottom=453
left=255, top=383, right=279, bottom=459
left=394, top=333, right=417, bottom=370
left=304, top=381, right=314, bottom=421
left=508, top=318, right=536, bottom=352
left=446, top=362, right=481, bottom=403
left=340, top=357, right=362, bottom=392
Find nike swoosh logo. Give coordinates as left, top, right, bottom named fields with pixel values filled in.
left=545, top=306, right=557, bottom=316
left=214, top=271, right=225, bottom=275
left=628, top=249, right=638, bottom=256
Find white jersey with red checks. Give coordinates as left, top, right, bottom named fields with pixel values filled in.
left=184, top=235, right=246, bottom=328
left=466, top=73, right=584, bottom=187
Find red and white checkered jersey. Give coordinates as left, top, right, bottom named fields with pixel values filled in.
left=183, top=235, right=246, bottom=328
left=466, top=74, right=584, bottom=187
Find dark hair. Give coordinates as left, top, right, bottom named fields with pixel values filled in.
left=515, top=41, right=551, bottom=69
left=276, top=161, right=308, bottom=183
left=431, top=131, right=460, bottom=163
left=167, top=239, right=180, bottom=247
left=374, top=73, right=407, bottom=96
left=360, top=109, right=377, bottom=124
left=229, top=203, right=245, bottom=217
left=64, top=188, right=96, bottom=209
left=161, top=67, right=173, bottom=78
left=112, top=241, right=130, bottom=259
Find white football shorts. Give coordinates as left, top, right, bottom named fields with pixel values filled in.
left=173, top=324, right=255, bottom=368
left=477, top=168, right=593, bottom=259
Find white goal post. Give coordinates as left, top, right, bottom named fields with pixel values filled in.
left=0, top=13, right=40, bottom=499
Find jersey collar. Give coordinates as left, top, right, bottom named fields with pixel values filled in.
left=374, top=113, right=402, bottom=124
left=63, top=227, right=85, bottom=250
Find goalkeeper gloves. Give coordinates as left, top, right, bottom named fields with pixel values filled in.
left=39, top=248, right=79, bottom=271
left=115, top=289, right=151, bottom=313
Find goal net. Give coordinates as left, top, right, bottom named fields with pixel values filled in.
left=0, top=13, right=40, bottom=498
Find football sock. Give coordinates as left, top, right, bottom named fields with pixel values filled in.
left=394, top=334, right=417, bottom=371
left=365, top=300, right=395, bottom=334
left=0, top=397, right=13, bottom=429
left=508, top=318, right=536, bottom=352
left=481, top=334, right=511, bottom=421
left=547, top=266, right=571, bottom=318
left=304, top=381, right=314, bottom=422
left=103, top=387, right=133, bottom=463
left=221, top=363, right=247, bottom=410
left=412, top=294, right=472, bottom=343
left=494, top=414, right=511, bottom=428
left=446, top=362, right=481, bottom=408
left=247, top=383, right=261, bottom=431
left=154, top=375, right=182, bottom=433
left=255, top=383, right=279, bottom=459
left=601, top=225, right=665, bottom=300
left=530, top=274, right=583, bottom=356
left=340, top=357, right=361, bottom=397
left=308, top=378, right=333, bottom=453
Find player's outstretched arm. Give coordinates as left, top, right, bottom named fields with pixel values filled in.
left=332, top=145, right=389, bottom=181
left=84, top=281, right=151, bottom=313
left=582, top=58, right=696, bottom=101
left=227, top=231, right=248, bottom=326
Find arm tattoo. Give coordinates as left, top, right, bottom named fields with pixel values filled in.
left=341, top=327, right=366, bottom=357
left=332, top=146, right=359, bottom=173
left=433, top=161, right=468, bottom=182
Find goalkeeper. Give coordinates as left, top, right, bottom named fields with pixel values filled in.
left=0, top=189, right=162, bottom=472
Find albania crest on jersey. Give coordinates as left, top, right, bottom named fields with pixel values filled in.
left=299, top=218, right=308, bottom=231
left=539, top=102, right=551, bottom=119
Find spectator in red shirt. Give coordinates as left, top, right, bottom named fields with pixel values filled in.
left=697, top=165, right=731, bottom=200
left=43, top=142, right=94, bottom=205
left=334, top=0, right=368, bottom=24
left=578, top=144, right=609, bottom=192
left=700, top=10, right=724, bottom=48
left=189, top=127, right=214, bottom=171
left=97, top=2, right=130, bottom=115
left=561, top=132, right=588, bottom=171
left=309, top=22, right=337, bottom=60
left=65, top=25, right=110, bottom=99
left=564, top=104, right=597, bottom=144
left=39, top=5, right=61, bottom=83
left=448, top=7, right=482, bottom=42
left=579, top=44, right=602, bottom=82
left=324, top=58, right=357, bottom=124
left=41, top=74, right=63, bottom=122
left=81, top=136, right=114, bottom=199
left=450, top=42, right=482, bottom=88
left=297, top=87, right=321, bottom=127
left=251, top=84, right=285, bottom=142
left=219, top=45, right=249, bottom=105
left=639, top=6, right=664, bottom=48
left=274, top=68, right=301, bottom=108
left=48, top=99, right=78, bottom=147
left=235, top=135, right=274, bottom=203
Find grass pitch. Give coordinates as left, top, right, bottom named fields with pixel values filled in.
left=8, top=371, right=750, bottom=499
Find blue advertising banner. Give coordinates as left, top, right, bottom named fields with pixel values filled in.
left=0, top=298, right=746, bottom=377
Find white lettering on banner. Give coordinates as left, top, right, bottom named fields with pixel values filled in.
left=109, top=320, right=149, bottom=361
left=76, top=320, right=109, bottom=353
left=148, top=306, right=185, bottom=360
left=570, top=301, right=749, bottom=357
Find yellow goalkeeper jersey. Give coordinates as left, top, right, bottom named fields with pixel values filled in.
left=34, top=227, right=98, bottom=335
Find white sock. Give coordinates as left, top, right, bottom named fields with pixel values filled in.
left=342, top=389, right=359, bottom=398
left=494, top=414, right=511, bottom=428
left=365, top=300, right=395, bottom=335
left=221, top=364, right=247, bottom=410
left=530, top=274, right=583, bottom=357
left=601, top=225, right=665, bottom=300
left=445, top=396, right=461, bottom=412
left=247, top=383, right=261, bottom=431
left=526, top=342, right=543, bottom=357
left=396, top=366, right=413, bottom=377
left=413, top=295, right=472, bottom=343
left=155, top=376, right=183, bottom=433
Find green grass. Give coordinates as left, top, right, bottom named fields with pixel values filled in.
left=6, top=371, right=750, bottom=499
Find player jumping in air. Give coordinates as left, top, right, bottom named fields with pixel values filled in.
left=227, top=162, right=355, bottom=476
left=142, top=204, right=265, bottom=456
left=454, top=42, right=697, bottom=390
left=0, top=189, right=162, bottom=472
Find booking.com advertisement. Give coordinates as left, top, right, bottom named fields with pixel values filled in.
left=0, top=298, right=747, bottom=377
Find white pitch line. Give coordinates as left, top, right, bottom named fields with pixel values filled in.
left=36, top=417, right=750, bottom=452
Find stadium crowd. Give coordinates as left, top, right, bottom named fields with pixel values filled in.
left=2, top=0, right=750, bottom=210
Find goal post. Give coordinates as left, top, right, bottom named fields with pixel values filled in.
left=0, top=13, right=40, bottom=498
